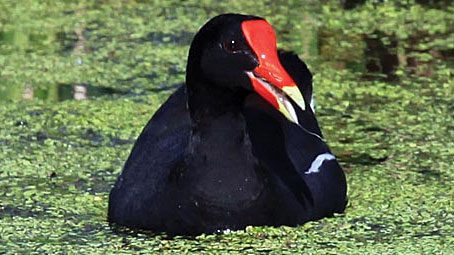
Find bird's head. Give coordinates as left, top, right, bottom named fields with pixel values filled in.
left=187, top=14, right=306, bottom=124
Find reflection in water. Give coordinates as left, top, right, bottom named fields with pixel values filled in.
left=1, top=1, right=449, bottom=104
left=22, top=86, right=34, bottom=100
left=364, top=32, right=399, bottom=80
left=73, top=85, right=88, bottom=100
left=73, top=27, right=86, bottom=55
left=3, top=83, right=124, bottom=102
left=56, top=83, right=124, bottom=101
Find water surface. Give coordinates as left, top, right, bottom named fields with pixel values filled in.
left=0, top=1, right=452, bottom=254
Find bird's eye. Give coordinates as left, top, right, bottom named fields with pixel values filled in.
left=222, top=39, right=246, bottom=53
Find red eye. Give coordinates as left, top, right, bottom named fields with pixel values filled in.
left=222, top=39, right=246, bottom=53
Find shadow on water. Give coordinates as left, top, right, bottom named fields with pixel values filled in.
left=318, top=5, right=453, bottom=81
left=0, top=80, right=181, bottom=103
left=0, top=83, right=127, bottom=102
left=57, top=83, right=125, bottom=101
left=0, top=204, right=47, bottom=219
left=55, top=30, right=81, bottom=55
left=318, top=29, right=402, bottom=81
left=363, top=31, right=399, bottom=81
left=0, top=24, right=185, bottom=102
left=2, top=7, right=439, bottom=103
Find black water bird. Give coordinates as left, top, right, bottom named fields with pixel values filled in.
left=108, top=14, right=347, bottom=235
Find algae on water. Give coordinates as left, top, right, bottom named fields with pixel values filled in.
left=0, top=0, right=452, bottom=254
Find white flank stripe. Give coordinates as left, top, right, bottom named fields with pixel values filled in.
left=310, top=95, right=315, bottom=113
left=304, top=153, right=336, bottom=174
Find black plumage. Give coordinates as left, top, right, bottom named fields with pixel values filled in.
left=108, top=14, right=347, bottom=235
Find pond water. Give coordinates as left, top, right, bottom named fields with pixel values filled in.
left=0, top=1, right=452, bottom=254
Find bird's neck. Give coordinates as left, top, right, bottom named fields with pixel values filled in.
left=186, top=79, right=247, bottom=126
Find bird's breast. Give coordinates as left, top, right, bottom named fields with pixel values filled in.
left=184, top=113, right=268, bottom=209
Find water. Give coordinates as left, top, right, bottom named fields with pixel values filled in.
left=0, top=1, right=452, bottom=254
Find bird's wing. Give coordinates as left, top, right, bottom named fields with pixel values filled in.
left=278, top=52, right=347, bottom=212
left=278, top=50, right=322, bottom=137
left=281, top=118, right=347, bottom=215
left=243, top=94, right=314, bottom=207
left=108, top=86, right=191, bottom=226
left=122, top=86, right=190, bottom=177
left=243, top=92, right=347, bottom=213
left=278, top=50, right=313, bottom=106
